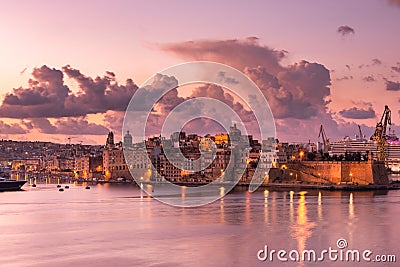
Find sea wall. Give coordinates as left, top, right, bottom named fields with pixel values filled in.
left=270, top=161, right=389, bottom=185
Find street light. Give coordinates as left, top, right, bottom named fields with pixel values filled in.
left=299, top=151, right=305, bottom=161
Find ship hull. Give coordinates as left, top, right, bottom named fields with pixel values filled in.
left=0, top=180, right=27, bottom=191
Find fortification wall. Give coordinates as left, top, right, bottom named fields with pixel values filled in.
left=274, top=161, right=389, bottom=185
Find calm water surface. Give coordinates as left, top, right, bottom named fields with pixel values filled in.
left=0, top=183, right=399, bottom=267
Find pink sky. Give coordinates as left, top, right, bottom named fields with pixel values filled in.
left=0, top=0, right=399, bottom=144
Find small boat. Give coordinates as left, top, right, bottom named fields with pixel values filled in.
left=0, top=178, right=27, bottom=191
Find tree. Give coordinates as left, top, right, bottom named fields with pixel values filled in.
left=306, top=152, right=317, bottom=161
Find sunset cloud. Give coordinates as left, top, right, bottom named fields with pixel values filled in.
left=29, top=117, right=109, bottom=135
left=391, top=62, right=400, bottom=73
left=0, top=120, right=28, bottom=134
left=103, top=110, right=125, bottom=136
left=386, top=80, right=400, bottom=91
left=160, top=37, right=286, bottom=75
left=337, top=25, right=355, bottom=36
left=336, top=76, right=353, bottom=81
left=217, top=71, right=239, bottom=84
left=0, top=65, right=138, bottom=118
left=371, top=58, right=382, bottom=66
left=0, top=36, right=395, bottom=143
left=362, top=75, right=376, bottom=82
left=162, top=39, right=331, bottom=121
left=339, top=107, right=376, bottom=119
left=189, top=84, right=257, bottom=123
left=158, top=38, right=395, bottom=141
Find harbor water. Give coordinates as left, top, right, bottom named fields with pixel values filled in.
left=0, top=182, right=399, bottom=266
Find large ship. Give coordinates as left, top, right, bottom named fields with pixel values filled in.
left=0, top=178, right=27, bottom=191
left=328, top=106, right=400, bottom=172
left=329, top=135, right=400, bottom=172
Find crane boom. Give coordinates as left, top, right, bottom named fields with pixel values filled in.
left=358, top=124, right=364, bottom=140
left=67, top=136, right=78, bottom=145
left=318, top=125, right=330, bottom=154
left=371, top=105, right=391, bottom=163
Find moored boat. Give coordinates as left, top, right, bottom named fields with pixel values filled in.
left=0, top=177, right=27, bottom=191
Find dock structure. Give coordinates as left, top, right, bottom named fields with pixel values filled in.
left=268, top=158, right=389, bottom=186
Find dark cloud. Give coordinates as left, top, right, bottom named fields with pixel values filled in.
left=145, top=82, right=257, bottom=137
left=0, top=65, right=138, bottom=118
left=362, top=75, right=376, bottom=82
left=217, top=71, right=239, bottom=84
left=160, top=39, right=331, bottom=123
left=336, top=76, right=353, bottom=81
left=391, top=62, right=400, bottom=73
left=388, top=0, right=400, bottom=7
left=0, top=120, right=27, bottom=134
left=242, top=63, right=331, bottom=120
left=129, top=74, right=181, bottom=113
left=244, top=66, right=280, bottom=89
left=345, top=64, right=351, bottom=70
left=386, top=80, right=400, bottom=91
left=337, top=25, right=355, bottom=36
left=30, top=117, right=109, bottom=135
left=190, top=84, right=256, bottom=123
left=358, top=59, right=382, bottom=69
left=156, top=89, right=184, bottom=115
left=371, top=58, right=382, bottom=66
left=275, top=61, right=331, bottom=119
left=104, top=110, right=124, bottom=136
left=159, top=37, right=286, bottom=75
left=21, top=120, right=34, bottom=130
left=339, top=107, right=376, bottom=119
left=62, top=65, right=138, bottom=113
left=29, top=118, right=57, bottom=134
left=190, top=84, right=235, bottom=105
left=123, top=73, right=185, bottom=138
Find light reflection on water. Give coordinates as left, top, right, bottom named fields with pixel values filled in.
left=0, top=184, right=399, bottom=267
left=288, top=192, right=316, bottom=267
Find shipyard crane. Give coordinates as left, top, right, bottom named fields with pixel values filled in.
left=318, top=125, right=330, bottom=154
left=357, top=124, right=365, bottom=140
left=67, top=136, right=77, bottom=145
left=371, top=105, right=391, bottom=163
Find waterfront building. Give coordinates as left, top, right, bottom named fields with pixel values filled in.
left=74, top=157, right=89, bottom=178
left=215, top=133, right=229, bottom=145
left=11, top=158, right=42, bottom=172
left=103, top=131, right=132, bottom=179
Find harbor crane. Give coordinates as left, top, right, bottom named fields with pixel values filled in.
left=371, top=105, right=391, bottom=163
left=357, top=124, right=365, bottom=140
left=67, top=136, right=77, bottom=145
left=318, top=125, right=330, bottom=154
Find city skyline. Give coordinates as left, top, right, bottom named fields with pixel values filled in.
left=0, top=0, right=399, bottom=144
